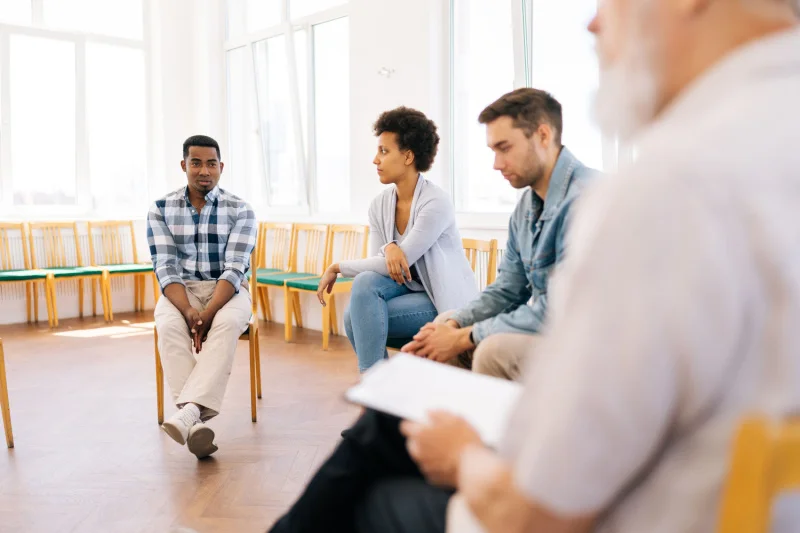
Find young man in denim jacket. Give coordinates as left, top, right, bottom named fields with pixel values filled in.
left=402, top=88, right=596, bottom=380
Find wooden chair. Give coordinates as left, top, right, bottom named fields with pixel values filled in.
left=154, top=250, right=262, bottom=423
left=255, top=223, right=329, bottom=339
left=717, top=416, right=800, bottom=533
left=252, top=222, right=294, bottom=322
left=0, top=339, right=13, bottom=448
left=87, top=220, right=157, bottom=321
left=385, top=237, right=499, bottom=351
left=0, top=222, right=53, bottom=326
left=284, top=224, right=369, bottom=350
left=462, top=238, right=499, bottom=290
left=28, top=222, right=109, bottom=327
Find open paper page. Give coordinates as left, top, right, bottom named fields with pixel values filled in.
left=345, top=353, right=523, bottom=449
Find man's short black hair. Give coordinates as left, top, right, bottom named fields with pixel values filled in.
left=478, top=88, right=563, bottom=146
left=183, top=135, right=221, bottom=160
left=373, top=107, right=440, bottom=173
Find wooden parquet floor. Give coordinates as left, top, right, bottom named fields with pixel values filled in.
left=0, top=313, right=361, bottom=533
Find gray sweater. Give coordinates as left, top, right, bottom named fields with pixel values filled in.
left=339, top=176, right=479, bottom=312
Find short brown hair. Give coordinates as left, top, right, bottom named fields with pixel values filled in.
left=478, top=88, right=563, bottom=146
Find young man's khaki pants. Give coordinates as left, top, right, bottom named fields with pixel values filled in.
left=154, top=280, right=252, bottom=420
left=435, top=311, right=541, bottom=382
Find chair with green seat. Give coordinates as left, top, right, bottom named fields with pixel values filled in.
left=87, top=220, right=157, bottom=322
left=256, top=223, right=330, bottom=337
left=285, top=224, right=369, bottom=350
left=0, top=222, right=54, bottom=326
left=28, top=221, right=109, bottom=327
left=252, top=222, right=294, bottom=322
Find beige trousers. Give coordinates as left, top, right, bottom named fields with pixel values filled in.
left=154, top=280, right=252, bottom=420
left=435, top=311, right=541, bottom=382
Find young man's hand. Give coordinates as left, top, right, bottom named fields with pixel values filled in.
left=182, top=307, right=203, bottom=340
left=401, top=323, right=474, bottom=363
left=191, top=309, right=216, bottom=353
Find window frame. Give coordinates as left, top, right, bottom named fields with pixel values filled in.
left=224, top=0, right=349, bottom=216
left=449, top=0, right=615, bottom=226
left=0, top=0, right=153, bottom=219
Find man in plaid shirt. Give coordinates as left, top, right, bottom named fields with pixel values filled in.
left=147, top=135, right=257, bottom=459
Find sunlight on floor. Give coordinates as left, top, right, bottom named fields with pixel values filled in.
left=54, top=321, right=155, bottom=339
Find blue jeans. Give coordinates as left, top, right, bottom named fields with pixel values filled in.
left=344, top=272, right=437, bottom=373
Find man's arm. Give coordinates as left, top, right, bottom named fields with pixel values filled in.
left=466, top=195, right=580, bottom=343
left=217, top=204, right=257, bottom=295
left=452, top=447, right=595, bottom=533
left=448, top=216, right=532, bottom=331
left=147, top=201, right=191, bottom=309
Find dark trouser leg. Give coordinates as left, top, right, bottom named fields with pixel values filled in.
left=268, top=409, right=423, bottom=533
left=355, top=478, right=452, bottom=533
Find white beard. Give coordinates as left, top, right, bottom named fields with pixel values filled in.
left=592, top=59, right=659, bottom=142
left=591, top=3, right=661, bottom=142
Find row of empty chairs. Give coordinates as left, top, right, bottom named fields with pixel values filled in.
left=0, top=221, right=155, bottom=327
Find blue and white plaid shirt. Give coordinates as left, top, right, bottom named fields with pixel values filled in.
left=146, top=185, right=257, bottom=293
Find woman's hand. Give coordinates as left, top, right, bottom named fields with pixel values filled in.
left=317, top=264, right=340, bottom=306
left=385, top=243, right=412, bottom=284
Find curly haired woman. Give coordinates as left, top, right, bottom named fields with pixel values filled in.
left=316, top=107, right=478, bottom=373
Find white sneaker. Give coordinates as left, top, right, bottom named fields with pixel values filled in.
left=161, top=405, right=201, bottom=445
left=187, top=423, right=218, bottom=459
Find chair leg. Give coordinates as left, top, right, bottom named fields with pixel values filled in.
left=329, top=296, right=339, bottom=336
left=249, top=328, right=257, bottom=423
left=139, top=275, right=146, bottom=312
left=133, top=276, right=139, bottom=312
left=91, top=278, right=97, bottom=317
left=33, top=281, right=40, bottom=324
left=47, top=276, right=58, bottom=328
left=25, top=282, right=32, bottom=324
left=154, top=329, right=164, bottom=425
left=255, top=329, right=262, bottom=399
left=293, top=293, right=303, bottom=328
left=260, top=287, right=271, bottom=322
left=104, top=273, right=114, bottom=322
left=78, top=278, right=84, bottom=319
left=284, top=285, right=294, bottom=342
left=0, top=341, right=14, bottom=449
left=322, top=296, right=331, bottom=351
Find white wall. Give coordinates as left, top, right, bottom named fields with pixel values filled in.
left=348, top=0, right=450, bottom=212
left=149, top=0, right=228, bottom=198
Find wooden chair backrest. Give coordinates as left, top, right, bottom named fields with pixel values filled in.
left=326, top=224, right=369, bottom=265
left=27, top=222, right=84, bottom=269
left=462, top=238, right=499, bottom=289
left=0, top=223, right=31, bottom=271
left=87, top=220, right=139, bottom=266
left=717, top=416, right=800, bottom=533
left=292, top=223, right=330, bottom=275
left=256, top=222, right=293, bottom=272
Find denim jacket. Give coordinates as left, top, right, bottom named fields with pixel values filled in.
left=451, top=147, right=595, bottom=343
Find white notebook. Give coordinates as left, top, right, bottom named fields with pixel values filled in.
left=345, top=353, right=523, bottom=449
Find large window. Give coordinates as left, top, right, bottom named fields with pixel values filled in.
left=529, top=0, right=602, bottom=170
left=452, top=0, right=519, bottom=214
left=451, top=0, right=603, bottom=214
left=225, top=0, right=350, bottom=214
left=0, top=0, right=149, bottom=216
